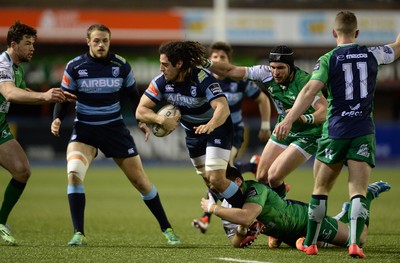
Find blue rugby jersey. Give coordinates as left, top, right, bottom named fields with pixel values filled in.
left=61, top=53, right=136, bottom=125
left=218, top=78, right=261, bottom=125
left=144, top=67, right=226, bottom=131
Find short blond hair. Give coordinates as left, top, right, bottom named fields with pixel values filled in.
left=87, top=24, right=111, bottom=39
left=334, top=11, right=357, bottom=35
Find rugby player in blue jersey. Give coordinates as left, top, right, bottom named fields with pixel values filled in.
left=192, top=41, right=271, bottom=234
left=275, top=11, right=400, bottom=258
left=50, top=24, right=180, bottom=246
left=136, top=41, right=246, bottom=212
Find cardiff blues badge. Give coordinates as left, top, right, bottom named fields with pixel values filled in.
left=112, top=67, right=120, bottom=77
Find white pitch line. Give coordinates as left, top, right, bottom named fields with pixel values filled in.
left=214, top=257, right=273, bottom=263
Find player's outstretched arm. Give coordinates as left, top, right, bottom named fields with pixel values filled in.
left=0, top=82, right=76, bottom=104
left=201, top=196, right=261, bottom=227
left=203, top=58, right=246, bottom=81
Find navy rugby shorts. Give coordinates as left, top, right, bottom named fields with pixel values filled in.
left=185, top=119, right=233, bottom=158
left=70, top=120, right=138, bottom=158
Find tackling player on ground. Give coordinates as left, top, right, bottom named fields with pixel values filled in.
left=201, top=166, right=391, bottom=250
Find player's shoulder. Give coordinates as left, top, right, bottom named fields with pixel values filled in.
left=147, top=73, right=167, bottom=94
left=152, top=73, right=166, bottom=85
left=0, top=52, right=12, bottom=67
left=318, top=47, right=338, bottom=62
left=367, top=44, right=395, bottom=65
left=292, top=68, right=311, bottom=86
left=294, top=67, right=311, bottom=78
left=243, top=180, right=269, bottom=193
left=65, top=54, right=86, bottom=69
left=367, top=44, right=393, bottom=54
left=110, top=53, right=129, bottom=65
left=194, top=67, right=214, bottom=83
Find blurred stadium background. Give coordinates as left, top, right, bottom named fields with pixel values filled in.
left=0, top=0, right=399, bottom=165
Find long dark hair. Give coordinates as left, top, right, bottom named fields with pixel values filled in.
left=159, top=41, right=206, bottom=76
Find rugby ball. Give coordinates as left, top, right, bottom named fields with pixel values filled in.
left=152, top=104, right=181, bottom=137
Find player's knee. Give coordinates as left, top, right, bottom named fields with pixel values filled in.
left=256, top=171, right=269, bottom=184
left=67, top=151, right=89, bottom=182
left=10, top=159, right=31, bottom=182
left=266, top=166, right=285, bottom=187
left=206, top=159, right=228, bottom=186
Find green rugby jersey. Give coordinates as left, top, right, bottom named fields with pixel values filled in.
left=247, top=65, right=322, bottom=137
left=242, top=180, right=308, bottom=246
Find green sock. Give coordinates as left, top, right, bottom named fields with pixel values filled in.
left=0, top=179, right=26, bottom=224
left=339, top=212, right=349, bottom=224
left=349, top=195, right=368, bottom=246
left=364, top=192, right=373, bottom=226
left=304, top=195, right=327, bottom=246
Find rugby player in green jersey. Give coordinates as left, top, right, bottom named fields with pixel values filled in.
left=274, top=11, right=400, bottom=258
left=203, top=46, right=327, bottom=200
left=202, top=45, right=328, bottom=247
left=200, top=166, right=390, bottom=250
left=0, top=21, right=75, bottom=245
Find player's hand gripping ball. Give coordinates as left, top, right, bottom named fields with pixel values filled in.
left=152, top=104, right=181, bottom=137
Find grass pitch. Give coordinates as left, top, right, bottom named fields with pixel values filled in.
left=0, top=162, right=399, bottom=262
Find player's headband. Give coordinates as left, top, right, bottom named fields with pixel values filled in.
left=269, top=52, right=294, bottom=66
